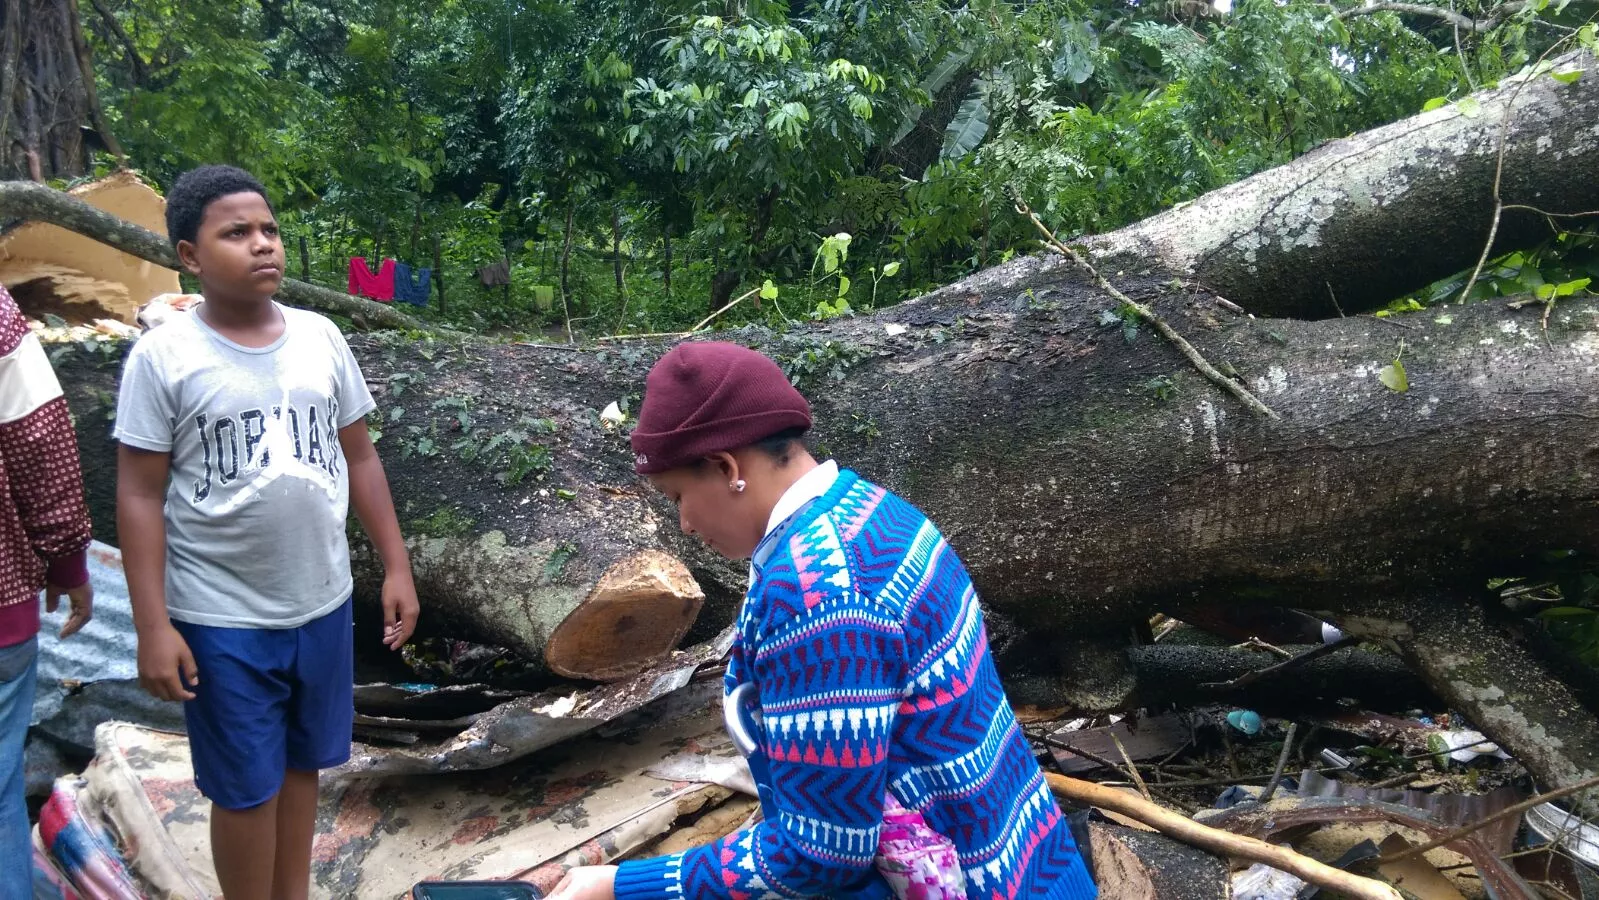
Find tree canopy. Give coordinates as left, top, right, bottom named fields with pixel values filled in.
left=13, top=0, right=1576, bottom=335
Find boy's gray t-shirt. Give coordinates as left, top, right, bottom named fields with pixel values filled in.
left=114, top=303, right=376, bottom=628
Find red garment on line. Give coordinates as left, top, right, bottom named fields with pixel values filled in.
left=348, top=257, right=396, bottom=302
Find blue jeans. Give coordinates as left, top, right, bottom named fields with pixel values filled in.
left=0, top=636, right=38, bottom=900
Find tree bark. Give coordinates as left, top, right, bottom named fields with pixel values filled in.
left=0, top=0, right=21, bottom=159
left=2, top=0, right=90, bottom=180
left=52, top=283, right=1599, bottom=680
left=0, top=179, right=434, bottom=332
left=1072, top=49, right=1599, bottom=318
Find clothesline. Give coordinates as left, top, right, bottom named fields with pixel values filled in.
left=349, top=256, right=431, bottom=307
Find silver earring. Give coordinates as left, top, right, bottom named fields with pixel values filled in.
left=731, top=479, right=746, bottom=493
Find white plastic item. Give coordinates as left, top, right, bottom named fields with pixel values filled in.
left=1428, top=729, right=1510, bottom=763
left=1232, top=863, right=1308, bottom=900
left=1526, top=802, right=1599, bottom=869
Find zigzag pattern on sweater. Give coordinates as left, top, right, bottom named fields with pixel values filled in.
left=612, top=471, right=1095, bottom=900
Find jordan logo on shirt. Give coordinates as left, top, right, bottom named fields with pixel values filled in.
left=191, top=396, right=342, bottom=502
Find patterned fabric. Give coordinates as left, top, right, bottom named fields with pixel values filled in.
left=0, top=285, right=92, bottom=647
left=615, top=470, right=1096, bottom=900
left=876, top=794, right=967, bottom=899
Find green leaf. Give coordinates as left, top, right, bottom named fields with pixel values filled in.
left=881, top=261, right=901, bottom=277
left=1555, top=277, right=1591, bottom=296
left=1550, top=69, right=1583, bottom=85
left=1434, top=314, right=1453, bottom=325
left=1455, top=97, right=1482, bottom=118
left=1422, top=96, right=1448, bottom=112
left=43, top=313, right=68, bottom=329
left=941, top=82, right=990, bottom=160
left=1535, top=283, right=1556, bottom=300
left=1379, top=359, right=1409, bottom=393
left=1540, top=606, right=1599, bottom=619
left=760, top=279, right=779, bottom=300
left=837, top=274, right=851, bottom=298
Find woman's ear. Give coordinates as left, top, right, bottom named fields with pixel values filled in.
left=709, top=451, right=742, bottom=489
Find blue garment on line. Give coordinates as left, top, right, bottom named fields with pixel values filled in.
left=393, top=262, right=432, bottom=306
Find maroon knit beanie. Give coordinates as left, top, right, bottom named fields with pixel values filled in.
left=631, top=342, right=811, bottom=474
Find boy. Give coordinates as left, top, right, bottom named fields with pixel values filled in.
left=115, top=166, right=418, bottom=900
left=0, top=283, right=94, bottom=897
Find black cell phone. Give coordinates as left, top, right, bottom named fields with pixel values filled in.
left=411, top=881, right=542, bottom=900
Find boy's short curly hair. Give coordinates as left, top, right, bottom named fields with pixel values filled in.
left=165, top=165, right=273, bottom=250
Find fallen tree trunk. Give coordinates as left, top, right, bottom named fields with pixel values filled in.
left=1081, top=50, right=1599, bottom=318
left=0, top=179, right=431, bottom=332
left=53, top=284, right=1599, bottom=681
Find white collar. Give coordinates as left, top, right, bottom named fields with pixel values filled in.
left=763, top=460, right=839, bottom=539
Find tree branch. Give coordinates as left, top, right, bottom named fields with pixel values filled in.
left=0, top=179, right=436, bottom=332
left=64, top=0, right=126, bottom=165
left=1334, top=1, right=1524, bottom=33
left=85, top=0, right=146, bottom=86
left=1048, top=774, right=1405, bottom=900
left=1011, top=194, right=1280, bottom=420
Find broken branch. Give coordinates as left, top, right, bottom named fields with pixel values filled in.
left=1047, top=773, right=1405, bottom=900
left=1202, top=637, right=1358, bottom=691
left=1011, top=194, right=1280, bottom=419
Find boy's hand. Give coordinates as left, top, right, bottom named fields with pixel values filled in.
left=138, top=624, right=199, bottom=701
left=45, top=582, right=94, bottom=639
left=382, top=571, right=419, bottom=650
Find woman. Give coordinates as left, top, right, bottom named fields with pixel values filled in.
left=551, top=342, right=1095, bottom=900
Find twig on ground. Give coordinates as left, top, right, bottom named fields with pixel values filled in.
left=1229, top=637, right=1295, bottom=659
left=1368, top=771, right=1423, bottom=790
left=1010, top=193, right=1280, bottom=419
left=1202, top=637, right=1358, bottom=691
left=1501, top=204, right=1599, bottom=218
left=1328, top=282, right=1347, bottom=318
left=1029, top=730, right=1147, bottom=775
left=1258, top=723, right=1299, bottom=804
left=1100, top=767, right=1348, bottom=791
left=1111, top=732, right=1154, bottom=802
left=1214, top=296, right=1250, bottom=316
left=1048, top=774, right=1406, bottom=900
left=595, top=286, right=763, bottom=343
left=1377, top=771, right=1599, bottom=865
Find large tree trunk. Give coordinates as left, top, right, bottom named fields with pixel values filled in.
left=0, top=0, right=109, bottom=180
left=53, top=283, right=1599, bottom=673
left=1084, top=50, right=1599, bottom=319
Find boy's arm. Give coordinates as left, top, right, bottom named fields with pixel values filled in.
left=117, top=444, right=196, bottom=701
left=339, top=419, right=417, bottom=649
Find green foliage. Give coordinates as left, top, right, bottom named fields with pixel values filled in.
left=79, top=0, right=1582, bottom=337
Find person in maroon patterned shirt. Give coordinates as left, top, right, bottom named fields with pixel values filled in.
left=0, top=282, right=94, bottom=896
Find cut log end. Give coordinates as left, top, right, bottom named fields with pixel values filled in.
left=545, top=549, right=707, bottom=682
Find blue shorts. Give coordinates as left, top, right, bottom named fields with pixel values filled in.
left=173, top=599, right=354, bottom=810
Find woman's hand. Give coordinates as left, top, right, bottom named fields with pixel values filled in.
left=545, top=865, right=617, bottom=900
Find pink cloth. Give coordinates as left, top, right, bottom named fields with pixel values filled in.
left=876, top=795, right=967, bottom=899
left=348, top=257, right=396, bottom=302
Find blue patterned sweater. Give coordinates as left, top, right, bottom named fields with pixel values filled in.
left=615, top=470, right=1096, bottom=900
